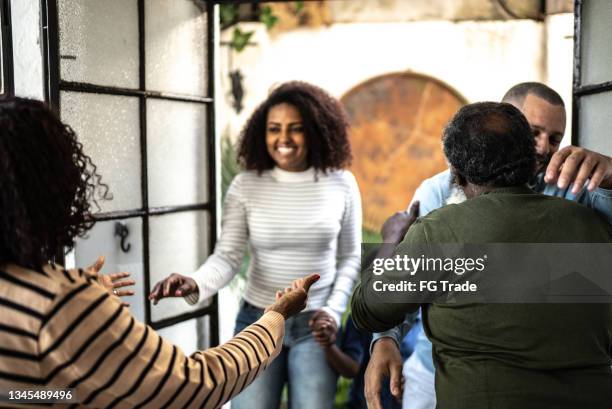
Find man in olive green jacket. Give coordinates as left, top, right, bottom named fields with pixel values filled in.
left=352, top=102, right=612, bottom=409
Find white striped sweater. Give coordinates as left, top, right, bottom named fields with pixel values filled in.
left=190, top=167, right=362, bottom=326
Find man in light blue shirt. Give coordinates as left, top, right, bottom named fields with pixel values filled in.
left=365, top=82, right=612, bottom=409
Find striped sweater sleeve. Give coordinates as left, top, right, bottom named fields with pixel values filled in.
left=39, top=278, right=284, bottom=408
left=186, top=174, right=248, bottom=305
left=321, top=172, right=363, bottom=326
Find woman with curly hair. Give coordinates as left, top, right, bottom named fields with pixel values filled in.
left=0, top=97, right=317, bottom=408
left=150, top=81, right=363, bottom=408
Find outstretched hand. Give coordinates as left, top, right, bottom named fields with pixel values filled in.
left=265, top=273, right=320, bottom=319
left=88, top=256, right=135, bottom=307
left=148, top=273, right=198, bottom=305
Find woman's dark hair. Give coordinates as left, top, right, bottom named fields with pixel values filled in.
left=443, top=102, right=535, bottom=187
left=0, top=97, right=109, bottom=269
left=237, top=81, right=352, bottom=172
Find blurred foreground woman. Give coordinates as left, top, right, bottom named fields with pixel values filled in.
left=0, top=97, right=318, bottom=408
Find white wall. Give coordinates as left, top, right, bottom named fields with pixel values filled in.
left=220, top=19, right=546, bottom=143
left=11, top=0, right=44, bottom=100
left=545, top=13, right=575, bottom=147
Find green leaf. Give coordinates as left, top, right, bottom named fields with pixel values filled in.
left=219, top=4, right=238, bottom=26
left=230, top=27, right=254, bottom=52
left=295, top=1, right=304, bottom=13
left=260, top=5, right=279, bottom=30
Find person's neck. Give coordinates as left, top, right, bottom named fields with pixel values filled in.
left=462, top=183, right=495, bottom=199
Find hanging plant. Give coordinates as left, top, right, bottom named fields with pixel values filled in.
left=230, top=28, right=254, bottom=52
left=220, top=2, right=307, bottom=52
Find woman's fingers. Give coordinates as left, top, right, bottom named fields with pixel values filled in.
left=300, top=273, right=320, bottom=292
left=163, top=275, right=182, bottom=296
left=86, top=255, right=105, bottom=275
left=308, top=310, right=325, bottom=326
left=311, top=319, right=334, bottom=331
left=149, top=282, right=161, bottom=298
left=113, top=279, right=136, bottom=288
left=109, top=271, right=131, bottom=281
left=148, top=281, right=164, bottom=304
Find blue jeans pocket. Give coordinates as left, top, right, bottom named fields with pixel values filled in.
left=286, top=310, right=315, bottom=345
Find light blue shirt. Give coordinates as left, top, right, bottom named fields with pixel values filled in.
left=372, top=168, right=612, bottom=373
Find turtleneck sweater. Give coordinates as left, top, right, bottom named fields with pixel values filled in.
left=189, top=167, right=362, bottom=326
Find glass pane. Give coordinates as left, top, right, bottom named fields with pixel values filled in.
left=61, top=91, right=142, bottom=213
left=145, top=0, right=207, bottom=96
left=581, top=0, right=612, bottom=85
left=147, top=100, right=208, bottom=207
left=74, top=218, right=146, bottom=323
left=579, top=92, right=612, bottom=156
left=157, top=316, right=209, bottom=355
left=58, top=0, right=139, bottom=88
left=149, top=211, right=211, bottom=322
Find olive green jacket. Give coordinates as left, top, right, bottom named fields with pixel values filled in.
left=352, top=186, right=612, bottom=409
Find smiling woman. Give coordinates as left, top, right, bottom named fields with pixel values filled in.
left=237, top=81, right=352, bottom=173
left=149, top=81, right=362, bottom=409
left=265, top=102, right=309, bottom=172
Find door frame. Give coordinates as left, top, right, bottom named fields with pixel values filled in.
left=40, top=0, right=219, bottom=344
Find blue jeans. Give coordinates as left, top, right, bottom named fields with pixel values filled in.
left=230, top=301, right=338, bottom=409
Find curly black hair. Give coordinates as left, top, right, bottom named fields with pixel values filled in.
left=237, top=81, right=351, bottom=173
left=443, top=102, right=535, bottom=187
left=0, top=97, right=110, bottom=269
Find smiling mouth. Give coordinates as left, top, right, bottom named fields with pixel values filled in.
left=276, top=146, right=296, bottom=156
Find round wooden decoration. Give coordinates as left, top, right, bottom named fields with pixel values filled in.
left=341, top=72, right=466, bottom=232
